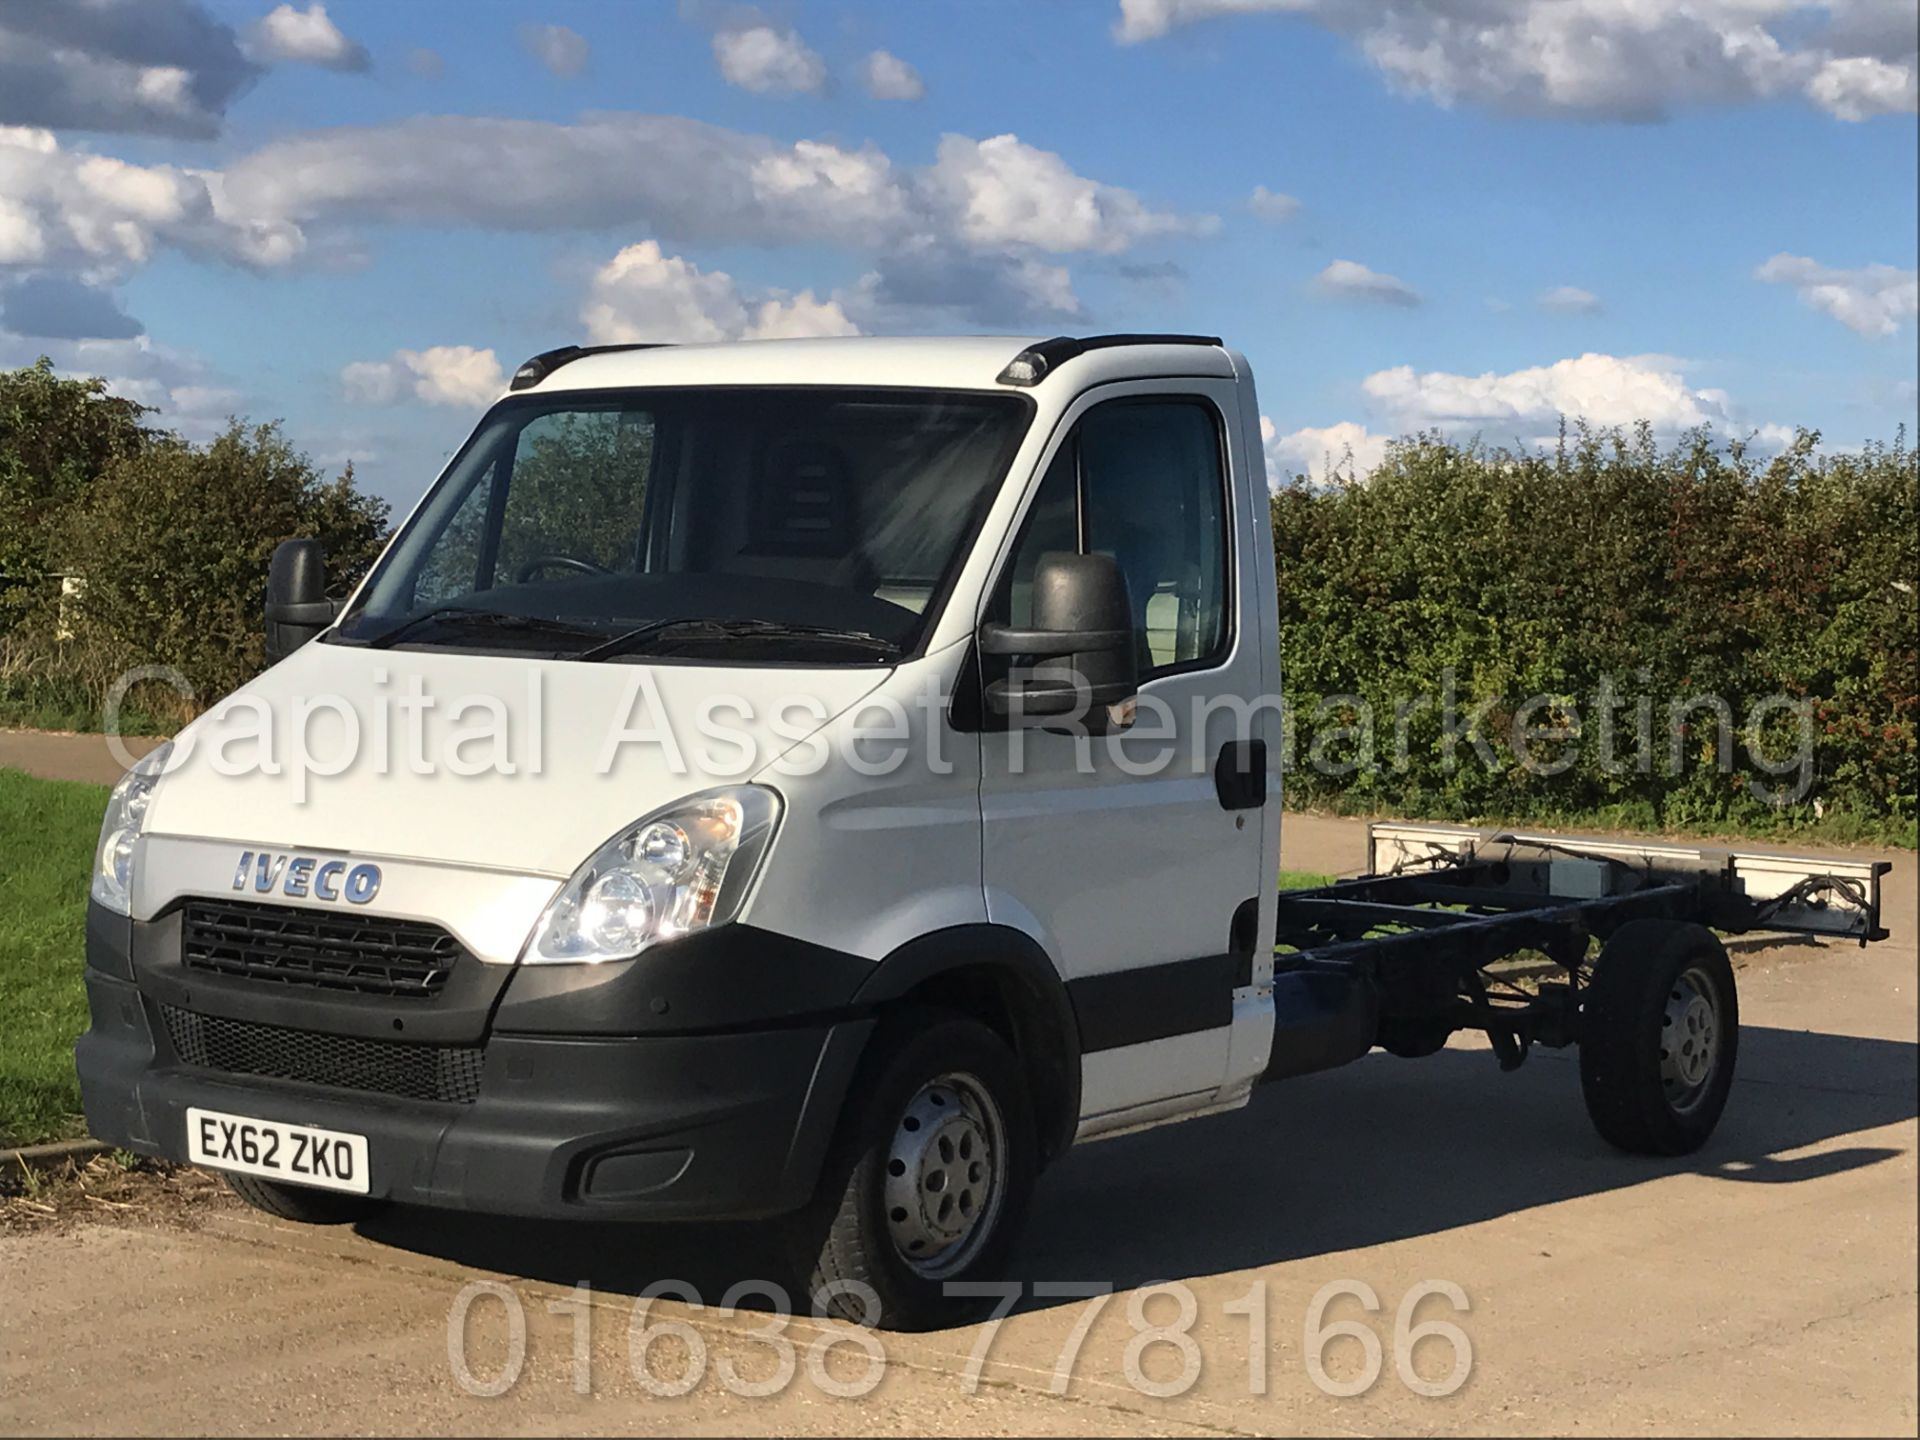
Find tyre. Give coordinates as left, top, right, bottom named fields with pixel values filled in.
left=786, top=1008, right=1038, bottom=1332
left=223, top=1171, right=386, bottom=1225
left=1578, top=919, right=1738, bottom=1155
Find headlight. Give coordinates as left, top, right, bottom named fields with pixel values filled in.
left=92, top=741, right=173, bottom=916
left=523, top=786, right=782, bottom=964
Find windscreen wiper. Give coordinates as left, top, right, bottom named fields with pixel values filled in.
left=577, top=617, right=900, bottom=663
left=362, top=606, right=600, bottom=650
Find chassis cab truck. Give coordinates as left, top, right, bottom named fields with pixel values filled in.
left=76, top=335, right=1890, bottom=1330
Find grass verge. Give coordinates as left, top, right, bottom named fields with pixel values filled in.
left=0, top=768, right=107, bottom=1147
left=1296, top=795, right=1914, bottom=852
left=1278, top=870, right=1332, bottom=891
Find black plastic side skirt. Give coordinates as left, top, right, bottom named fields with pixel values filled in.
left=1067, top=953, right=1240, bottom=1053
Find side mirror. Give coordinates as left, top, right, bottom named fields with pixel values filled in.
left=980, top=551, right=1139, bottom=725
left=265, top=538, right=334, bottom=663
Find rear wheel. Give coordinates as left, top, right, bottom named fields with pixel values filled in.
left=786, top=1008, right=1036, bottom=1331
left=223, top=1172, right=385, bottom=1225
left=1579, top=920, right=1738, bottom=1155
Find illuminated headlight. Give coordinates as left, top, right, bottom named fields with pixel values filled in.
left=92, top=741, right=174, bottom=916
left=523, top=786, right=782, bottom=964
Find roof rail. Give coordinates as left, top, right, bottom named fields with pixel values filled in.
left=996, top=333, right=1223, bottom=387
left=509, top=342, right=672, bottom=391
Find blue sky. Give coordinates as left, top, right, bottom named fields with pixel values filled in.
left=1, top=0, right=1914, bottom=507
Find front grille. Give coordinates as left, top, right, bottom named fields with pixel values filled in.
left=162, top=1005, right=485, bottom=1104
left=181, top=899, right=463, bottom=999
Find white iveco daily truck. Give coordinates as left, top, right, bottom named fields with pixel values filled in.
left=77, top=335, right=1889, bottom=1330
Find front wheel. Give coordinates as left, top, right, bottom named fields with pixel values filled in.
left=786, top=1009, right=1037, bottom=1331
left=1579, top=919, right=1739, bottom=1155
left=223, top=1172, right=386, bottom=1225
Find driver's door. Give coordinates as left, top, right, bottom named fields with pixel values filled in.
left=977, top=380, right=1273, bottom=1133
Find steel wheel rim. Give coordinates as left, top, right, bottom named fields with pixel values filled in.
left=1661, top=965, right=1722, bottom=1113
left=882, top=1072, right=1007, bottom=1279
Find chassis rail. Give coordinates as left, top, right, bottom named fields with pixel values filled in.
left=1265, top=823, right=1891, bottom=1076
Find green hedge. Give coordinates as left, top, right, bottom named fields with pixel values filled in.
left=1271, top=426, right=1917, bottom=841
left=1, top=361, right=388, bottom=724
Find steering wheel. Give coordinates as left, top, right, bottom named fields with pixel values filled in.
left=515, top=554, right=609, bottom=584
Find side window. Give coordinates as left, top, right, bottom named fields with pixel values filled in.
left=994, top=397, right=1229, bottom=676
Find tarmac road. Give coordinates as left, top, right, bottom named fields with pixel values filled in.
left=1, top=731, right=1914, bottom=1435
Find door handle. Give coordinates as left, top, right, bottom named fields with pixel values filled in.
left=1213, top=739, right=1267, bottom=811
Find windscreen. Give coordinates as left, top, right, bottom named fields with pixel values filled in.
left=334, top=387, right=1031, bottom=663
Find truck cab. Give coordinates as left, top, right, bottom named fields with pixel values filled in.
left=78, top=334, right=1285, bottom=1327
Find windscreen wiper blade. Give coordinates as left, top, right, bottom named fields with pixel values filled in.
left=577, top=617, right=900, bottom=663
left=363, top=606, right=599, bottom=650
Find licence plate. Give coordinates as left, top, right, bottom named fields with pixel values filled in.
left=185, top=1106, right=370, bottom=1194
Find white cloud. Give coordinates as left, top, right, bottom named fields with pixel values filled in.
left=0, top=0, right=259, bottom=138
left=399, top=346, right=504, bottom=407
left=861, top=49, right=926, bottom=101
left=0, top=194, right=46, bottom=267
left=215, top=116, right=1202, bottom=266
left=581, top=241, right=858, bottom=345
left=743, top=291, right=863, bottom=341
left=519, top=24, right=589, bottom=79
left=746, top=137, right=911, bottom=242
left=341, top=346, right=505, bottom=408
left=164, top=383, right=241, bottom=420
left=1805, top=52, right=1918, bottom=119
left=1755, top=253, right=1918, bottom=336
left=407, top=48, right=444, bottom=80
left=251, top=3, right=369, bottom=72
left=1538, top=285, right=1602, bottom=314
left=1247, top=185, right=1300, bottom=223
left=582, top=243, right=749, bottom=345
left=337, top=359, right=404, bottom=407
left=215, top=117, right=896, bottom=250
left=1261, top=415, right=1391, bottom=485
left=1264, top=351, right=1794, bottom=485
left=925, top=133, right=1216, bottom=255
left=8, top=111, right=1201, bottom=330
left=1116, top=0, right=1303, bottom=43
left=1315, top=258, right=1420, bottom=307
left=1363, top=352, right=1740, bottom=435
left=1114, top=0, right=1918, bottom=122
left=713, top=24, right=827, bottom=96
left=0, top=125, right=304, bottom=278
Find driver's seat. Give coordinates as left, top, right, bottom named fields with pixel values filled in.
left=727, top=438, right=877, bottom=593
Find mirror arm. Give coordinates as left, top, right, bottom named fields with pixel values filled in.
left=978, top=621, right=1134, bottom=658
left=267, top=599, right=337, bottom=626
left=984, top=676, right=1085, bottom=716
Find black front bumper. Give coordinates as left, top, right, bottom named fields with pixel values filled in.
left=76, top=903, right=876, bottom=1221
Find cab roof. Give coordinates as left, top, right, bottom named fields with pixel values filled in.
left=506, top=334, right=1236, bottom=398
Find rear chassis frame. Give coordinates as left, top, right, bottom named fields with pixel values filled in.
left=1270, top=823, right=1892, bottom=1074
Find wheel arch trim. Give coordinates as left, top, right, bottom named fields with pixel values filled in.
left=853, top=924, right=1083, bottom=1164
